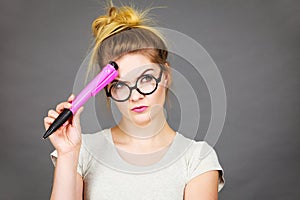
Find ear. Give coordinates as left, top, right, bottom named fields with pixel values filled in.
left=162, top=63, right=171, bottom=88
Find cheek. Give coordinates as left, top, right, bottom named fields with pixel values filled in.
left=115, top=102, right=130, bottom=116
left=151, top=85, right=167, bottom=104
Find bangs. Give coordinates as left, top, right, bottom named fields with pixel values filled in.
left=97, top=28, right=168, bottom=67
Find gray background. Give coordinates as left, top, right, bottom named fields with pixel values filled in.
left=1, top=0, right=299, bottom=199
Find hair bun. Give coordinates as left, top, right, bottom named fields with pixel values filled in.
left=92, top=6, right=147, bottom=38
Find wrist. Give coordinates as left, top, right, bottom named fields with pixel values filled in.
left=57, top=146, right=81, bottom=158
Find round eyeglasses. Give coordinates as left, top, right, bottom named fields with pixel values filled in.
left=105, top=65, right=164, bottom=102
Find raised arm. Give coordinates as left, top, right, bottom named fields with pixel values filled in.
left=44, top=94, right=84, bottom=200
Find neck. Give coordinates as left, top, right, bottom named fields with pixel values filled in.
left=111, top=111, right=176, bottom=151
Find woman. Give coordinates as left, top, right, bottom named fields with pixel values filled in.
left=44, top=3, right=225, bottom=200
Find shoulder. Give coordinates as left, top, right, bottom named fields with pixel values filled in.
left=187, top=140, right=216, bottom=160
left=81, top=128, right=110, bottom=141
left=78, top=129, right=113, bottom=177
left=175, top=133, right=216, bottom=161
left=80, top=128, right=112, bottom=156
left=176, top=133, right=225, bottom=191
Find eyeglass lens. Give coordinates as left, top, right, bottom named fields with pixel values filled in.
left=110, top=74, right=158, bottom=101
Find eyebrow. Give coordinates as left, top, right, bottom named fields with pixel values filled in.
left=112, top=68, right=154, bottom=83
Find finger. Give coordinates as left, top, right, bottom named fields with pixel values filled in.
left=68, top=94, right=75, bottom=103
left=44, top=116, right=68, bottom=133
left=44, top=116, right=55, bottom=130
left=62, top=120, right=70, bottom=127
left=72, top=106, right=84, bottom=129
left=48, top=109, right=59, bottom=119
left=56, top=102, right=72, bottom=112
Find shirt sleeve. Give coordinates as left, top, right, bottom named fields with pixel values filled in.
left=186, top=141, right=225, bottom=192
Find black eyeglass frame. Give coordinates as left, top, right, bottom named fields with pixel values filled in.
left=105, top=64, right=164, bottom=102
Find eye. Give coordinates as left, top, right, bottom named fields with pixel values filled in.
left=113, top=81, right=126, bottom=90
left=140, top=74, right=154, bottom=83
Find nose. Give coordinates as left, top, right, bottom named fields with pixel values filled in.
left=130, top=88, right=144, bottom=101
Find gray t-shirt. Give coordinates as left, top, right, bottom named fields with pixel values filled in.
left=51, top=128, right=225, bottom=200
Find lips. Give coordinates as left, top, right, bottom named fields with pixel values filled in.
left=131, top=105, right=148, bottom=113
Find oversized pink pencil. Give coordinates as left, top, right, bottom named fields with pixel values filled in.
left=43, top=61, right=119, bottom=139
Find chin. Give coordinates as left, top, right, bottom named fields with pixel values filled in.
left=131, top=115, right=152, bottom=127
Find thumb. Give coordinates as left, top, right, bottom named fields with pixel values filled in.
left=72, top=106, right=84, bottom=129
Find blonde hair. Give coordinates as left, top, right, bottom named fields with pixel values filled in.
left=88, top=2, right=172, bottom=106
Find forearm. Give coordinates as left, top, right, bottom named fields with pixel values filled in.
left=50, top=150, right=80, bottom=200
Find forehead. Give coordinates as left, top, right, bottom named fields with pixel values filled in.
left=115, top=53, right=159, bottom=80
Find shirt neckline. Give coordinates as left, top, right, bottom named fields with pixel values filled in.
left=83, top=128, right=193, bottom=173
left=105, top=128, right=179, bottom=167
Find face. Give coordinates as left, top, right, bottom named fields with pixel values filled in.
left=111, top=53, right=169, bottom=128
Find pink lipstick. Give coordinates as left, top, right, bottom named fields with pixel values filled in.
left=131, top=106, right=148, bottom=113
